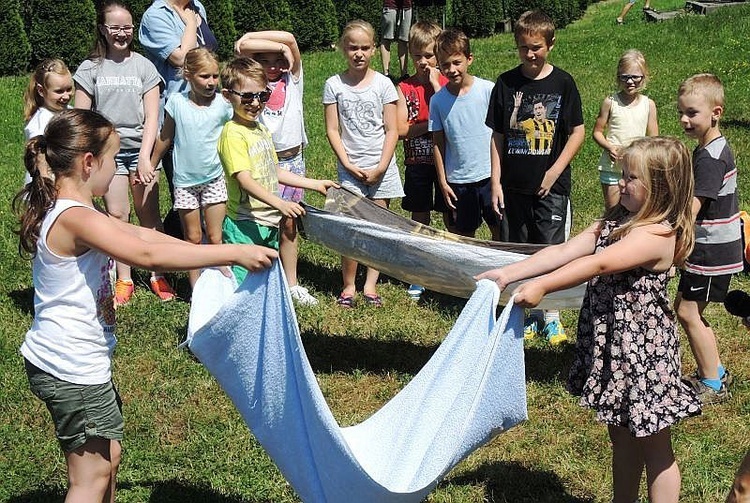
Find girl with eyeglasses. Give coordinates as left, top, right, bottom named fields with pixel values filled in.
left=593, top=49, right=658, bottom=210
left=323, top=20, right=405, bottom=308
left=151, top=48, right=233, bottom=292
left=74, top=0, right=176, bottom=306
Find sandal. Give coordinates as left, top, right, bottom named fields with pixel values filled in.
left=337, top=293, right=354, bottom=308
left=363, top=293, right=383, bottom=308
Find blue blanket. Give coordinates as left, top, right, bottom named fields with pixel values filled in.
left=188, top=262, right=527, bottom=502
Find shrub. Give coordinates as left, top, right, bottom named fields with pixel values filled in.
left=332, top=0, right=382, bottom=40
left=0, top=0, right=31, bottom=75
left=26, top=0, right=96, bottom=69
left=290, top=0, right=338, bottom=50
left=202, top=0, right=237, bottom=60
left=233, top=0, right=293, bottom=37
left=451, top=0, right=503, bottom=37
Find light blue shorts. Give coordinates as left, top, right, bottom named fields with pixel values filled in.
left=115, top=148, right=161, bottom=176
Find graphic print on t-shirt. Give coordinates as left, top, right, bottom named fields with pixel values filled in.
left=508, top=92, right=561, bottom=156
left=339, top=98, right=378, bottom=134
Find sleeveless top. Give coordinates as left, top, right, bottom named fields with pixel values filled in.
left=21, top=200, right=116, bottom=385
left=597, top=93, right=651, bottom=172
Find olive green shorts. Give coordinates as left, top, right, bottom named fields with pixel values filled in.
left=25, top=359, right=123, bottom=453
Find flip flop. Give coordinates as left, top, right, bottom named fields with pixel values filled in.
left=337, top=293, right=354, bottom=308
left=363, top=293, right=383, bottom=308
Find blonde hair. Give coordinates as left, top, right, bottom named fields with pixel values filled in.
left=514, top=10, right=555, bottom=47
left=617, top=49, right=649, bottom=91
left=14, top=109, right=115, bottom=256
left=338, top=19, right=375, bottom=48
left=183, top=47, right=220, bottom=79
left=23, top=59, right=71, bottom=122
left=678, top=73, right=724, bottom=108
left=409, top=21, right=442, bottom=54
left=609, top=136, right=695, bottom=265
left=220, top=56, right=267, bottom=91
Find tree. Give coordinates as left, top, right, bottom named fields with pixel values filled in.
left=290, top=0, right=338, bottom=51
left=201, top=0, right=237, bottom=60
left=233, top=0, right=293, bottom=39
left=0, top=0, right=31, bottom=75
left=26, top=0, right=96, bottom=69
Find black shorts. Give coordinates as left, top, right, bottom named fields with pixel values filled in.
left=445, top=178, right=501, bottom=234
left=401, top=163, right=448, bottom=213
left=678, top=271, right=732, bottom=302
left=502, top=191, right=569, bottom=244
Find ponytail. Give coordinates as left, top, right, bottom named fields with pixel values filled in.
left=13, top=109, right=115, bottom=257
left=23, top=59, right=70, bottom=122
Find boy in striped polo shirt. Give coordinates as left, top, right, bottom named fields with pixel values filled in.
left=675, top=73, right=742, bottom=404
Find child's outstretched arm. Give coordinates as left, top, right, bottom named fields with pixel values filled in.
left=476, top=221, right=600, bottom=290
left=276, top=168, right=337, bottom=196
left=512, top=223, right=675, bottom=307
left=234, top=31, right=301, bottom=78
left=324, top=103, right=367, bottom=181
left=234, top=171, right=304, bottom=218
left=62, top=207, right=277, bottom=272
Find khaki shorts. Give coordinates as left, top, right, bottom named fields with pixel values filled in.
left=25, top=359, right=123, bottom=453
left=381, top=7, right=412, bottom=41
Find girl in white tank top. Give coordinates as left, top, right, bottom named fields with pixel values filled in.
left=592, top=49, right=658, bottom=209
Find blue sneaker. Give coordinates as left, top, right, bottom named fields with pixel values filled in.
left=407, top=284, right=425, bottom=300
left=543, top=319, right=567, bottom=345
left=523, top=318, right=539, bottom=340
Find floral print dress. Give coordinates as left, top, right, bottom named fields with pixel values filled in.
left=567, top=219, right=701, bottom=437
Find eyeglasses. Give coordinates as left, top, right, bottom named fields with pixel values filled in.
left=104, top=24, right=134, bottom=34
left=227, top=88, right=272, bottom=104
left=618, top=74, right=644, bottom=83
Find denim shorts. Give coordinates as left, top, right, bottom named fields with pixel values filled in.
left=25, top=359, right=123, bottom=453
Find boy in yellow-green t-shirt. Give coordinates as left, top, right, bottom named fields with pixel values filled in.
left=218, top=57, right=335, bottom=283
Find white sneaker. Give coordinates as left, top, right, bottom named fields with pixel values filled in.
left=407, top=284, right=425, bottom=300
left=289, top=285, right=318, bottom=306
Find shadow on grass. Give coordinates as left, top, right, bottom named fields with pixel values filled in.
left=523, top=344, right=575, bottom=384
left=8, top=479, right=276, bottom=503
left=724, top=117, right=750, bottom=130
left=7, top=287, right=34, bottom=316
left=449, top=460, right=595, bottom=503
left=302, top=328, right=438, bottom=375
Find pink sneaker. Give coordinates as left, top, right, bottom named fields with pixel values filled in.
left=150, top=276, right=176, bottom=301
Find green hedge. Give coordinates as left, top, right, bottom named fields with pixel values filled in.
left=2, top=0, right=598, bottom=76
left=26, top=0, right=96, bottom=70
left=0, top=0, right=31, bottom=75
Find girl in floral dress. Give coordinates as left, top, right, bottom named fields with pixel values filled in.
left=478, top=136, right=701, bottom=503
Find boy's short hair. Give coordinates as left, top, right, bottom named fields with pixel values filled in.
left=678, top=73, right=725, bottom=108
left=221, top=57, right=268, bottom=91
left=436, top=28, right=471, bottom=58
left=514, top=10, right=555, bottom=47
left=409, top=20, right=442, bottom=53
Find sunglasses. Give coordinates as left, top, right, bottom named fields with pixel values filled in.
left=104, top=24, right=134, bottom=34
left=618, top=74, right=644, bottom=83
left=227, top=88, right=272, bottom=104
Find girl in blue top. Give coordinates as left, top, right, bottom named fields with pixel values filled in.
left=14, top=109, right=275, bottom=503
left=152, top=48, right=233, bottom=290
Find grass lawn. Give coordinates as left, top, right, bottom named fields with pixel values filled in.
left=2, top=1, right=750, bottom=501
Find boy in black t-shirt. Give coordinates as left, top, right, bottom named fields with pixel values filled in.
left=486, top=9, right=585, bottom=343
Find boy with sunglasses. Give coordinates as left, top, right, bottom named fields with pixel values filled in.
left=218, top=57, right=336, bottom=283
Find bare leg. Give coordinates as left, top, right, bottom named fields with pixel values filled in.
left=380, top=39, right=393, bottom=75
left=363, top=199, right=390, bottom=296
left=104, top=175, right=132, bottom=283
left=65, top=437, right=118, bottom=503
left=675, top=294, right=721, bottom=379
left=178, top=208, right=204, bottom=288
left=131, top=175, right=164, bottom=281
left=397, top=39, right=409, bottom=76
left=279, top=216, right=299, bottom=287
left=618, top=2, right=635, bottom=21
left=609, top=425, right=645, bottom=503
left=341, top=255, right=358, bottom=297
left=643, top=428, right=680, bottom=503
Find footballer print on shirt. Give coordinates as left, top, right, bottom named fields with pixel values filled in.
left=507, top=92, right=562, bottom=156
